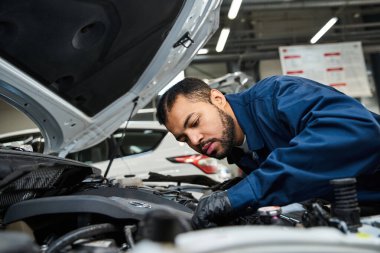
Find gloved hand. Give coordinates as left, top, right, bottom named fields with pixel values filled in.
left=191, top=191, right=234, bottom=229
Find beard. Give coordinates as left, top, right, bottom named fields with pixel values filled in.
left=200, top=106, right=236, bottom=159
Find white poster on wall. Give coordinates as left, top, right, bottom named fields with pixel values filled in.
left=279, top=41, right=372, bottom=97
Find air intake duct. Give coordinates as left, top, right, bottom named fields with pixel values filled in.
left=330, top=178, right=361, bottom=232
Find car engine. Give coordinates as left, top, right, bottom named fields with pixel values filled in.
left=0, top=149, right=380, bottom=253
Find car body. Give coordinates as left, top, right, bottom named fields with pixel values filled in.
left=132, top=226, right=380, bottom=253
left=0, top=121, right=232, bottom=181
left=1, top=1, right=379, bottom=253
left=0, top=0, right=226, bottom=250
left=0, top=0, right=221, bottom=157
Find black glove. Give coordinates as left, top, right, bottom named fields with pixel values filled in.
left=191, top=191, right=234, bottom=229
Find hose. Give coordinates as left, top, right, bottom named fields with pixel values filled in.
left=46, top=223, right=117, bottom=253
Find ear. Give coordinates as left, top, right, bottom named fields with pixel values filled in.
left=210, top=89, right=227, bottom=109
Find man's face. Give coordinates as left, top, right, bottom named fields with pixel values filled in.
left=165, top=94, right=236, bottom=159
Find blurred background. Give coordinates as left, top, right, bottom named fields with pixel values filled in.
left=2, top=0, right=380, bottom=131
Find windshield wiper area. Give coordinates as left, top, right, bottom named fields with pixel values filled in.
left=143, top=172, right=219, bottom=187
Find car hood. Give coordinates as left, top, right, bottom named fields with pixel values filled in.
left=0, top=0, right=221, bottom=156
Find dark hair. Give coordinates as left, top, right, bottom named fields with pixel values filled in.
left=156, top=77, right=211, bottom=124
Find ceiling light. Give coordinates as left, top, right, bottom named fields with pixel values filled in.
left=310, top=17, right=338, bottom=44
left=197, top=48, right=209, bottom=55
left=228, top=0, right=242, bottom=20
left=216, top=28, right=230, bottom=52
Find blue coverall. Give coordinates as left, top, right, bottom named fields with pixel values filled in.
left=225, top=75, right=380, bottom=211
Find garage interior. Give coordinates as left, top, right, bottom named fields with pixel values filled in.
left=1, top=1, right=380, bottom=252
left=1, top=0, right=380, bottom=129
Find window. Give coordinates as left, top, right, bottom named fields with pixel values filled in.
left=0, top=133, right=44, bottom=153
left=113, top=129, right=166, bottom=156
left=66, top=128, right=167, bottom=163
left=0, top=128, right=167, bottom=164
left=66, top=140, right=109, bottom=164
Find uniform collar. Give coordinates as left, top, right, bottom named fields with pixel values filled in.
left=226, top=92, right=264, bottom=151
left=237, top=136, right=250, bottom=153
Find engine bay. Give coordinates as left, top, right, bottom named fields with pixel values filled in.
left=1, top=149, right=380, bottom=253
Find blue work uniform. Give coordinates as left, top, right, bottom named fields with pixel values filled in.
left=225, top=75, right=380, bottom=211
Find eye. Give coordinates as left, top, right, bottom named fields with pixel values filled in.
left=191, top=117, right=199, bottom=127
left=178, top=136, right=187, bottom=143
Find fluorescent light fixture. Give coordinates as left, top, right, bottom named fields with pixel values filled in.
left=310, top=17, right=338, bottom=44
left=197, top=48, right=209, bottom=55
left=158, top=71, right=185, bottom=96
left=216, top=28, right=230, bottom=52
left=228, top=0, right=242, bottom=20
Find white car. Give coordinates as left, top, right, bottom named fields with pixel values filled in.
left=0, top=121, right=231, bottom=182
left=0, top=0, right=223, bottom=181
left=0, top=1, right=225, bottom=250
left=0, top=0, right=221, bottom=157
left=0, top=2, right=380, bottom=253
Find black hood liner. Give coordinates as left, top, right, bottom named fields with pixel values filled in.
left=144, top=172, right=220, bottom=187
left=0, top=150, right=100, bottom=212
left=0, top=149, right=98, bottom=184
left=0, top=0, right=185, bottom=116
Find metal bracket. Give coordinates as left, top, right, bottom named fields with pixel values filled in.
left=173, top=32, right=194, bottom=48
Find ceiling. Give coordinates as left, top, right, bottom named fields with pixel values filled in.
left=190, top=0, right=380, bottom=78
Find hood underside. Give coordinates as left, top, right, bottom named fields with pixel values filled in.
left=0, top=0, right=184, bottom=116
left=0, top=0, right=221, bottom=155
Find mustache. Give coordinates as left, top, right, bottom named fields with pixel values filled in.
left=198, top=138, right=222, bottom=150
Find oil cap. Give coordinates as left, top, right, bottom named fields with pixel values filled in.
left=258, top=206, right=282, bottom=225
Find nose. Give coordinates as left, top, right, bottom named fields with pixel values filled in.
left=187, top=130, right=203, bottom=147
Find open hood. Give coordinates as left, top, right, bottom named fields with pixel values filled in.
left=0, top=0, right=221, bottom=156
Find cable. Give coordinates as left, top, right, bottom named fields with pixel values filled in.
left=104, top=97, right=139, bottom=178
left=46, top=223, right=117, bottom=253
left=124, top=225, right=136, bottom=249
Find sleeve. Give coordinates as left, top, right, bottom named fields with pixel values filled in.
left=227, top=76, right=380, bottom=210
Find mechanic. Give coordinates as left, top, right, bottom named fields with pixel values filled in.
left=156, top=75, right=380, bottom=229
